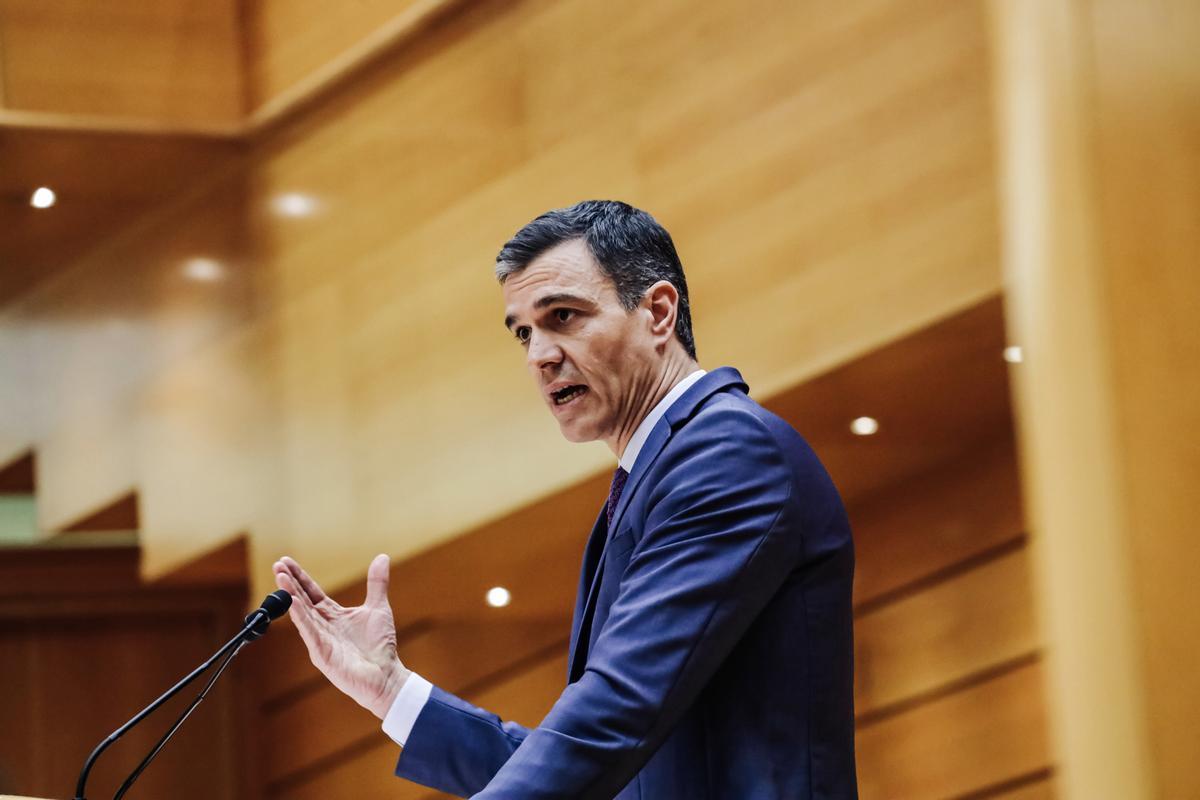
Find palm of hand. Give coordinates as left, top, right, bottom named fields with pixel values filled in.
left=309, top=595, right=399, bottom=709
left=273, top=553, right=409, bottom=719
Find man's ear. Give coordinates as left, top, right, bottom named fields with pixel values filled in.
left=643, top=280, right=679, bottom=342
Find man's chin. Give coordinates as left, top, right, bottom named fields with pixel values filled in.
left=556, top=422, right=596, bottom=444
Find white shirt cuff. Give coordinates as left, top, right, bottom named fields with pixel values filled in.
left=381, top=672, right=433, bottom=747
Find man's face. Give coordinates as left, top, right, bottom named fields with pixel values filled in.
left=502, top=238, right=657, bottom=446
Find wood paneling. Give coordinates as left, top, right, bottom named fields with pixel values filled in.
left=0, top=0, right=1004, bottom=596
left=997, top=778, right=1056, bottom=799
left=1083, top=3, right=1200, bottom=796
left=990, top=0, right=1200, bottom=796
left=0, top=127, right=240, bottom=307
left=857, top=661, right=1050, bottom=799
left=0, top=543, right=141, bottom=599
left=0, top=543, right=253, bottom=800
left=850, top=435, right=1023, bottom=606
left=0, top=0, right=243, bottom=126
left=59, top=491, right=138, bottom=532
left=855, top=547, right=1036, bottom=717
left=0, top=159, right=255, bottom=528
left=0, top=452, right=33, bottom=493
left=243, top=0, right=454, bottom=118
left=154, top=534, right=250, bottom=587
left=767, top=298, right=1014, bottom=507
left=269, top=651, right=569, bottom=800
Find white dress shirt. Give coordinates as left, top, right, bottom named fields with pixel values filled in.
left=383, top=369, right=707, bottom=747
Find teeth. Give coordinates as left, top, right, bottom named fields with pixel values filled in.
left=554, top=386, right=586, bottom=405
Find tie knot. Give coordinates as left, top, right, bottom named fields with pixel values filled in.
left=606, top=467, right=629, bottom=528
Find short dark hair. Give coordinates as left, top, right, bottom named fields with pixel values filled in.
left=495, top=200, right=697, bottom=359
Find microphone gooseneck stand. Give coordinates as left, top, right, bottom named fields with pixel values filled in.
left=73, top=590, right=291, bottom=800
left=110, top=638, right=247, bottom=800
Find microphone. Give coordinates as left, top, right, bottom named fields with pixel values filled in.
left=73, top=590, right=293, bottom=800
left=243, top=588, right=293, bottom=640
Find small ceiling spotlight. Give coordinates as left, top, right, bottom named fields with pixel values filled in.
left=485, top=586, right=512, bottom=608
left=1003, top=345, right=1024, bottom=364
left=850, top=416, right=879, bottom=436
left=272, top=192, right=321, bottom=218
left=31, top=187, right=57, bottom=209
left=183, top=257, right=224, bottom=282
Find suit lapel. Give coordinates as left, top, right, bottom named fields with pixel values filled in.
left=567, top=367, right=750, bottom=681
left=567, top=504, right=609, bottom=680
left=605, top=423, right=671, bottom=539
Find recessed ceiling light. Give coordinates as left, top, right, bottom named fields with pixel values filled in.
left=272, top=192, right=320, bottom=218
left=1003, top=345, right=1024, bottom=364
left=485, top=586, right=511, bottom=608
left=183, top=257, right=224, bottom=282
left=31, top=187, right=56, bottom=209
left=850, top=416, right=879, bottom=436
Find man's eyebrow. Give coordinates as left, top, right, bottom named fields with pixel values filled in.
left=534, top=292, right=594, bottom=311
left=504, top=293, right=594, bottom=330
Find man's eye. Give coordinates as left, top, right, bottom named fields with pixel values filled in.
left=515, top=327, right=530, bottom=344
left=555, top=308, right=574, bottom=323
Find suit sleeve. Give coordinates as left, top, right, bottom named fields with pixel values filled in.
left=393, top=686, right=533, bottom=797
left=471, top=407, right=802, bottom=799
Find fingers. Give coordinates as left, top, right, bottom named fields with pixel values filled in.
left=365, top=553, right=391, bottom=608
left=274, top=570, right=325, bottom=657
left=274, top=570, right=314, bottom=621
left=277, top=556, right=328, bottom=605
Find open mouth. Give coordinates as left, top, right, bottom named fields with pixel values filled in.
left=552, top=385, right=589, bottom=406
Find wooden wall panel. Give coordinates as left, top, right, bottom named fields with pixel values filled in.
left=220, top=0, right=1003, bottom=595
left=0, top=128, right=239, bottom=308
left=857, top=662, right=1049, bottom=798
left=990, top=0, right=1200, bottom=795
left=243, top=0, right=441, bottom=113
left=3, top=165, right=255, bottom=533
left=768, top=299, right=1014, bottom=508
left=136, top=315, right=287, bottom=578
left=1, top=0, right=1004, bottom=624
left=0, top=0, right=243, bottom=125
left=271, top=651, right=568, bottom=800
left=0, top=633, right=34, bottom=795
left=1080, top=2, right=1200, bottom=796
left=0, top=546, right=252, bottom=800
left=855, top=548, right=1036, bottom=716
left=850, top=436, right=1023, bottom=605
left=999, top=779, right=1056, bottom=799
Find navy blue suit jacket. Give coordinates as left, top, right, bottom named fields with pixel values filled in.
left=395, top=367, right=858, bottom=798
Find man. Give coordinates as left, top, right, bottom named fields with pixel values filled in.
left=274, top=200, right=858, bottom=798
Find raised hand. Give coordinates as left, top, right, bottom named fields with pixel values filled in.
left=272, top=554, right=411, bottom=720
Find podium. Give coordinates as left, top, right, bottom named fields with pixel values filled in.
left=1, top=796, right=56, bottom=799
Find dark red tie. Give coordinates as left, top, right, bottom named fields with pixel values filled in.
left=606, top=467, right=629, bottom=529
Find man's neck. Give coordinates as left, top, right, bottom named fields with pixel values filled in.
left=610, top=355, right=700, bottom=461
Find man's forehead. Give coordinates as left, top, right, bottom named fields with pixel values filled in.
left=502, top=246, right=608, bottom=326
left=517, top=241, right=596, bottom=283
left=503, top=283, right=599, bottom=329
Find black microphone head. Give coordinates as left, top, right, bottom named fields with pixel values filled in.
left=261, top=589, right=292, bottom=621
left=243, top=590, right=292, bottom=640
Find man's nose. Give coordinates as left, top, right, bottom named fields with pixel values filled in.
left=526, top=331, right=563, bottom=370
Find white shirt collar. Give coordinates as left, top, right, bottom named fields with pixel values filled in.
left=618, top=369, right=706, bottom=473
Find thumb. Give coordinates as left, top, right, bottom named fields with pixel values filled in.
left=365, top=553, right=391, bottom=607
